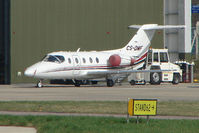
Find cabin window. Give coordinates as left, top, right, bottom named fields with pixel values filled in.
left=68, top=58, right=71, bottom=64
left=75, top=58, right=79, bottom=63
left=82, top=58, right=86, bottom=63
left=96, top=57, right=99, bottom=63
left=43, top=55, right=65, bottom=63
left=89, top=57, right=93, bottom=63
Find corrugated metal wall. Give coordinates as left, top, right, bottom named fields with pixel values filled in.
left=11, top=0, right=163, bottom=83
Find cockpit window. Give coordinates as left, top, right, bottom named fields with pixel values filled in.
left=56, top=55, right=65, bottom=63
left=42, top=55, right=65, bottom=63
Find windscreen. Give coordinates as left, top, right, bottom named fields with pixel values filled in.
left=42, top=55, right=65, bottom=63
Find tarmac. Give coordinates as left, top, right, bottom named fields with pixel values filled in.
left=0, top=82, right=199, bottom=133
left=0, top=126, right=36, bottom=133
left=0, top=83, right=198, bottom=101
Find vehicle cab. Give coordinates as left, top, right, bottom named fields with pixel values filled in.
left=145, top=48, right=182, bottom=84
left=128, top=48, right=182, bottom=85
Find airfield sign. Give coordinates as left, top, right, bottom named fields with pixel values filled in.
left=127, top=99, right=157, bottom=123
left=192, top=5, right=199, bottom=13
left=128, top=99, right=157, bottom=116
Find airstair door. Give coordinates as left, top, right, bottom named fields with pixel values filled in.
left=72, top=55, right=81, bottom=76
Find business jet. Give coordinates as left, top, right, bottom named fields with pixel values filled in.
left=24, top=24, right=184, bottom=87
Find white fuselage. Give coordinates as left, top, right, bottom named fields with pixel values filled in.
left=24, top=50, right=145, bottom=80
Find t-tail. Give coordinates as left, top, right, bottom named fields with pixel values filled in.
left=121, top=24, right=185, bottom=60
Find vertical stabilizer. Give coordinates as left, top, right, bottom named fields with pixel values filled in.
left=121, top=24, right=185, bottom=59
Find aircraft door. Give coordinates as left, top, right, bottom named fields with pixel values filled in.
left=72, top=55, right=81, bottom=76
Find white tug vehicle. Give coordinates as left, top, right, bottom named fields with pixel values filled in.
left=128, top=48, right=182, bottom=85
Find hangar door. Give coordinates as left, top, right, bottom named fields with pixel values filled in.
left=0, top=0, right=10, bottom=84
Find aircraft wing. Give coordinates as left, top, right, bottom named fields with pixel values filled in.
left=87, top=69, right=176, bottom=75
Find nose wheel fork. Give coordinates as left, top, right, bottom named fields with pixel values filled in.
left=36, top=80, right=43, bottom=88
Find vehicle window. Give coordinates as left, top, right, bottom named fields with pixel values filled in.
left=43, top=55, right=64, bottom=63
left=160, top=52, right=168, bottom=62
left=147, top=51, right=152, bottom=64
left=96, top=57, right=99, bottom=63
left=89, top=57, right=93, bottom=63
left=75, top=58, right=79, bottom=63
left=153, top=52, right=159, bottom=62
left=68, top=58, right=71, bottom=64
left=82, top=58, right=86, bottom=63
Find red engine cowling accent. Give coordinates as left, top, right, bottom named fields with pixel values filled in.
left=109, top=54, right=121, bottom=67
left=131, top=58, right=136, bottom=65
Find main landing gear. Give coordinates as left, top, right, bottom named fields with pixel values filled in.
left=106, top=79, right=115, bottom=87
left=74, top=80, right=81, bottom=87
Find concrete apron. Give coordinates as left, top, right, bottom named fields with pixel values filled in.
left=0, top=126, right=37, bottom=133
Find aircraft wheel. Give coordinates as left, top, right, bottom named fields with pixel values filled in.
left=150, top=72, right=161, bottom=85
left=172, top=74, right=180, bottom=84
left=107, top=79, right=114, bottom=87
left=74, top=80, right=81, bottom=87
left=129, top=80, right=136, bottom=85
left=37, top=81, right=43, bottom=88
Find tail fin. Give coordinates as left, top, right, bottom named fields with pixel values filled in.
left=121, top=24, right=185, bottom=58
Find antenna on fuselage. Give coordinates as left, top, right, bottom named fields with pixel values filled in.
left=76, top=48, right=80, bottom=52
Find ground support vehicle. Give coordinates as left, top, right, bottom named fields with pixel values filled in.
left=128, top=49, right=182, bottom=85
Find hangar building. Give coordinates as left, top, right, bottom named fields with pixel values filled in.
left=0, top=0, right=193, bottom=84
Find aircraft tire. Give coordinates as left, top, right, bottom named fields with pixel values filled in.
left=74, top=80, right=81, bottom=87
left=107, top=79, right=114, bottom=87
left=37, top=82, right=43, bottom=88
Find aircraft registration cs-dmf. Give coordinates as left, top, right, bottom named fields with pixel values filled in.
left=24, top=24, right=184, bottom=87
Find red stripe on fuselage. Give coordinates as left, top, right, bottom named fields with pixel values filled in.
left=135, top=52, right=147, bottom=63
left=42, top=52, right=148, bottom=74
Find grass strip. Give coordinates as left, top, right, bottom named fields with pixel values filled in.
left=0, top=101, right=198, bottom=116
left=0, top=115, right=199, bottom=133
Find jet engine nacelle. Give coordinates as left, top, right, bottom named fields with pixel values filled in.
left=109, top=54, right=121, bottom=67
left=109, top=54, right=134, bottom=67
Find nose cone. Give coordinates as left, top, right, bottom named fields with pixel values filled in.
left=24, top=68, right=36, bottom=77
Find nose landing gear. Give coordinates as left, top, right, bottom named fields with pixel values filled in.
left=36, top=80, right=43, bottom=88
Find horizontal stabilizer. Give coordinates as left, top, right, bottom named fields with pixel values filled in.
left=128, top=24, right=185, bottom=30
